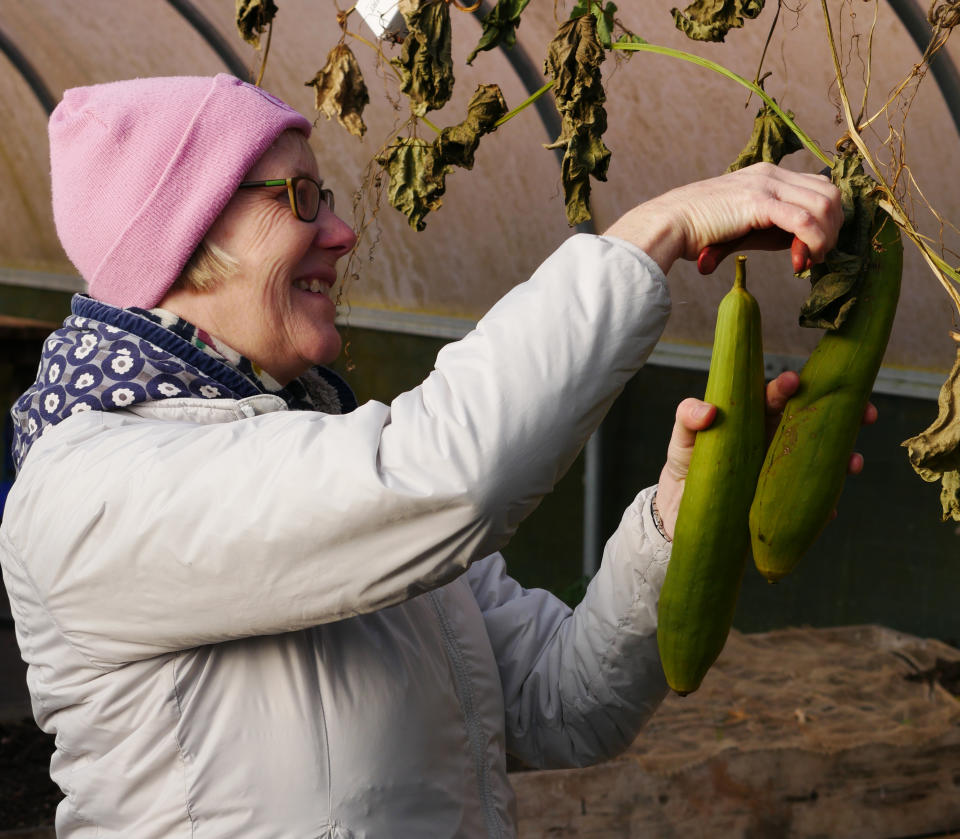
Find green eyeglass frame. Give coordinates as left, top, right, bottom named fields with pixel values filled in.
left=237, top=176, right=334, bottom=221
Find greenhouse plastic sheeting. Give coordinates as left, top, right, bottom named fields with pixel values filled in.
left=0, top=0, right=958, bottom=372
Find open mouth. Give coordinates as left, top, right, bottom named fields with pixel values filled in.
left=294, top=278, right=330, bottom=294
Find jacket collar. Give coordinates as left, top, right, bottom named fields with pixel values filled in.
left=10, top=294, right=356, bottom=473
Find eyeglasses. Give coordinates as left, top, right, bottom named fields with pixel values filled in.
left=237, top=176, right=334, bottom=222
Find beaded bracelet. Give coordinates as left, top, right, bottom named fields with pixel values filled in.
left=651, top=491, right=670, bottom=541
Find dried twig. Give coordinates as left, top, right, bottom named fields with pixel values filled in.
left=821, top=0, right=960, bottom=319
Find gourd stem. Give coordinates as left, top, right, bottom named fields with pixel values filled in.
left=735, top=254, right=747, bottom=290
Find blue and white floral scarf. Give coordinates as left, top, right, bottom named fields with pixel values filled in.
left=11, top=294, right=355, bottom=473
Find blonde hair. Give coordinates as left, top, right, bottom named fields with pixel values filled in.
left=173, top=239, right=239, bottom=293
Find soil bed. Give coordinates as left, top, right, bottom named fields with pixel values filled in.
left=512, top=625, right=960, bottom=838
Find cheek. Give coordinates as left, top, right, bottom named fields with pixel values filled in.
left=210, top=202, right=290, bottom=265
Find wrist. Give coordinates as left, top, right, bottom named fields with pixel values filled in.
left=651, top=491, right=671, bottom=542
left=653, top=469, right=684, bottom=540
left=603, top=202, right=686, bottom=275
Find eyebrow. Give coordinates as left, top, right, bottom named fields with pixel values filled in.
left=294, top=169, right=322, bottom=184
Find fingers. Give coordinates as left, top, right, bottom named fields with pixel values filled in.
left=766, top=379, right=875, bottom=479
left=661, top=398, right=716, bottom=482
left=691, top=163, right=843, bottom=273
left=846, top=402, right=876, bottom=476
left=791, top=236, right=814, bottom=274
left=658, top=387, right=869, bottom=538
left=669, top=398, right=716, bottom=455
left=765, top=370, right=800, bottom=415
left=727, top=165, right=842, bottom=262
left=764, top=370, right=799, bottom=439
left=677, top=397, right=717, bottom=432
left=655, top=398, right=717, bottom=540
left=754, top=180, right=841, bottom=264
left=669, top=380, right=863, bottom=472
left=699, top=230, right=815, bottom=276
left=698, top=229, right=794, bottom=275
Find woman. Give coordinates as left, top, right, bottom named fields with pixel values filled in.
left=1, top=74, right=846, bottom=837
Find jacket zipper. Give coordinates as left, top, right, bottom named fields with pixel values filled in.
left=427, top=591, right=504, bottom=839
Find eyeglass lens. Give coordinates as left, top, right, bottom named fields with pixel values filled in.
left=294, top=178, right=321, bottom=221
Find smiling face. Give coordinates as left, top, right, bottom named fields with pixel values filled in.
left=160, top=130, right=357, bottom=384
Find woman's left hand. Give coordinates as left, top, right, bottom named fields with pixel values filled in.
left=653, top=371, right=878, bottom=540
left=603, top=163, right=844, bottom=276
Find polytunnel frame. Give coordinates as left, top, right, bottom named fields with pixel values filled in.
left=0, top=0, right=958, bottom=574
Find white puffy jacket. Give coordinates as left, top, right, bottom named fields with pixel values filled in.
left=1, top=235, right=673, bottom=837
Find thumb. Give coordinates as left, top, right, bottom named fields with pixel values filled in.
left=663, top=398, right=716, bottom=482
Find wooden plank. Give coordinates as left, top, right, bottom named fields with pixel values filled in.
left=511, top=731, right=960, bottom=838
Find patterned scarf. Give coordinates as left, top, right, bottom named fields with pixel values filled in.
left=11, top=294, right=355, bottom=473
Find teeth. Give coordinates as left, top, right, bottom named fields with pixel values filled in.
left=295, top=278, right=327, bottom=294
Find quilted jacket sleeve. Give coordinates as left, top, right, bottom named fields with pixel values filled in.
left=1, top=235, right=670, bottom=666
left=466, top=485, right=671, bottom=769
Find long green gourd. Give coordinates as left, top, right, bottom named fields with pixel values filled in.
left=749, top=210, right=903, bottom=582
left=658, top=256, right=766, bottom=696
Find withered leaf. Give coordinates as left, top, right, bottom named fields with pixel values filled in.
left=467, top=0, right=532, bottom=65
left=544, top=15, right=611, bottom=226
left=672, top=0, right=764, bottom=42
left=391, top=0, right=454, bottom=117
left=236, top=0, right=278, bottom=48
left=727, top=104, right=803, bottom=172
left=306, top=45, right=370, bottom=139
left=797, top=152, right=880, bottom=329
left=378, top=85, right=508, bottom=230
left=547, top=14, right=605, bottom=105
left=377, top=138, right=448, bottom=231
left=571, top=0, right=618, bottom=48
left=434, top=84, right=508, bottom=168
left=902, top=347, right=960, bottom=522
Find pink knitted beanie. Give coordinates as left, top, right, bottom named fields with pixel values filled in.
left=49, top=74, right=312, bottom=308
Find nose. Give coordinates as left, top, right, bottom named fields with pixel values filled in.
left=314, top=209, right=357, bottom=258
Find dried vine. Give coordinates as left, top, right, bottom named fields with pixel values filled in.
left=231, top=0, right=960, bottom=519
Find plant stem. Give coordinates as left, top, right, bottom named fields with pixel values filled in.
left=420, top=115, right=442, bottom=134
left=493, top=80, right=556, bottom=128
left=611, top=41, right=831, bottom=166
left=347, top=30, right=384, bottom=55
left=255, top=20, right=273, bottom=87
left=856, top=0, right=880, bottom=125
left=819, top=0, right=960, bottom=312
left=748, top=0, right=782, bottom=106
left=344, top=30, right=442, bottom=134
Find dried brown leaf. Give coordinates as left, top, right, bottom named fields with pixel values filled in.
left=376, top=138, right=448, bottom=231
left=671, top=0, right=764, bottom=42
left=727, top=104, right=803, bottom=172
left=434, top=84, right=508, bottom=169
left=544, top=15, right=611, bottom=226
left=306, top=45, right=370, bottom=139
left=391, top=0, right=454, bottom=117
left=236, top=0, right=278, bottom=48
left=797, top=153, right=880, bottom=330
left=377, top=86, right=508, bottom=230
left=902, top=347, right=960, bottom=522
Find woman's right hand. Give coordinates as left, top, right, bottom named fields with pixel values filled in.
left=603, top=162, right=843, bottom=276
left=654, top=371, right=878, bottom=539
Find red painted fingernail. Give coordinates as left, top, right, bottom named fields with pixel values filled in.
left=697, top=249, right=713, bottom=274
